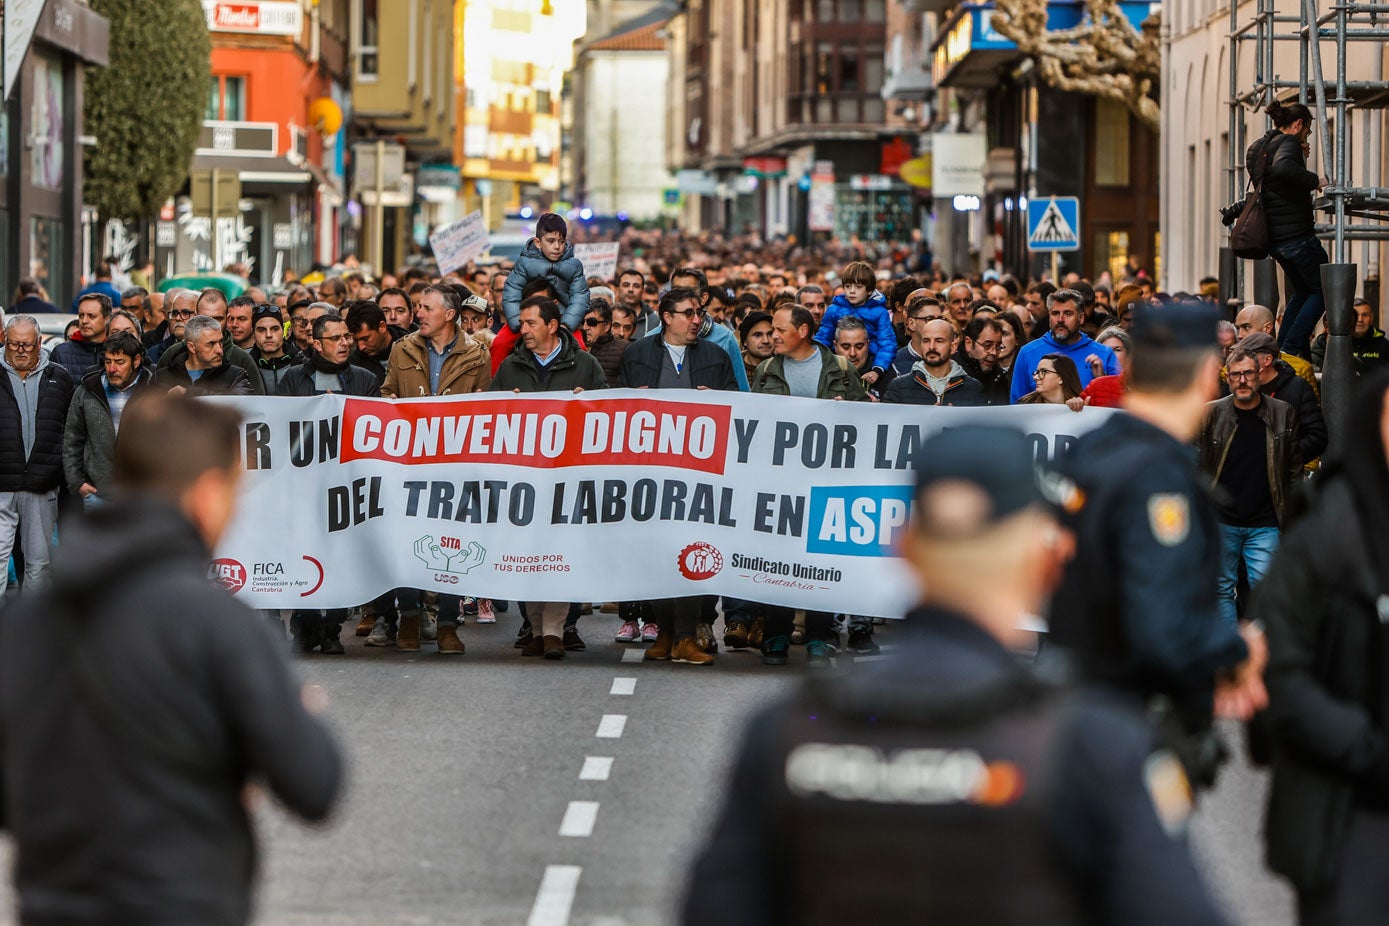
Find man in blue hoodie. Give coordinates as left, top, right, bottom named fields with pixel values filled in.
left=1010, top=289, right=1120, bottom=403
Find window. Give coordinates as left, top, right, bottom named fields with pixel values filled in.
left=359, top=0, right=379, bottom=79
left=464, top=124, right=487, bottom=159
left=30, top=53, right=63, bottom=191
left=1094, top=230, right=1129, bottom=281
left=205, top=76, right=246, bottom=121
left=537, top=89, right=552, bottom=113
left=1094, top=98, right=1130, bottom=186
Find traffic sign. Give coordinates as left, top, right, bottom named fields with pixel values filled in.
left=1027, top=196, right=1081, bottom=252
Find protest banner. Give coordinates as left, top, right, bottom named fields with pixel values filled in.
left=573, top=242, right=620, bottom=281
left=428, top=211, right=490, bottom=274
left=210, top=392, right=1113, bottom=617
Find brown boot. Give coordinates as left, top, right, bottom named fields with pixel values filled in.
left=672, top=636, right=715, bottom=665
left=397, top=610, right=422, bottom=652
left=437, top=624, right=464, bottom=655
left=355, top=606, right=376, bottom=636
left=644, top=630, right=673, bottom=661
left=543, top=635, right=566, bottom=660
left=521, top=634, right=545, bottom=657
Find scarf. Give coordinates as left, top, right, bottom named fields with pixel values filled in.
left=307, top=350, right=351, bottom=375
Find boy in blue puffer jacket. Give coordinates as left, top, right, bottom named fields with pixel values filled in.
left=812, top=260, right=896, bottom=388
left=494, top=212, right=590, bottom=371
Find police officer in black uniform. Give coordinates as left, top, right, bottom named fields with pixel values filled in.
left=684, top=426, right=1228, bottom=926
left=1049, top=301, right=1268, bottom=788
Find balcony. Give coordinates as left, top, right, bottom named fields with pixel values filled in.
left=788, top=93, right=886, bottom=126
left=194, top=120, right=280, bottom=158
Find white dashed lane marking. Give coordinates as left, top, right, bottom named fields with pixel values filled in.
left=580, top=756, right=613, bottom=781
left=621, top=648, right=645, bottom=663
left=610, top=677, right=636, bottom=696
left=527, top=864, right=582, bottom=926
left=596, top=714, right=627, bottom=738
left=559, top=800, right=600, bottom=837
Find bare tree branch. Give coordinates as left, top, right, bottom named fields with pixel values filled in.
left=991, top=0, right=1162, bottom=132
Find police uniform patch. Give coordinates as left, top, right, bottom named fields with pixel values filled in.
left=1144, top=751, right=1194, bottom=837
left=1147, top=493, right=1189, bottom=547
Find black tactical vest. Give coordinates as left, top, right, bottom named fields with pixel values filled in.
left=769, top=671, right=1087, bottom=926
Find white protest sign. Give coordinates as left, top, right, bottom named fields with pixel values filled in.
left=573, top=242, right=621, bottom=282
left=210, top=393, right=1113, bottom=616
left=429, top=211, right=490, bottom=274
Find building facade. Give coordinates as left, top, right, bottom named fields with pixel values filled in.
left=1, top=0, right=109, bottom=310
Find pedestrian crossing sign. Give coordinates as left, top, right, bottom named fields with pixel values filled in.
left=1027, top=196, right=1081, bottom=252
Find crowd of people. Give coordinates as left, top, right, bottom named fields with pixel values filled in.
left=0, top=209, right=1373, bottom=672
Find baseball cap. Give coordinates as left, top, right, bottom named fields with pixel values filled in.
left=1129, top=301, right=1221, bottom=349
left=460, top=293, right=489, bottom=315
left=914, top=426, right=1070, bottom=526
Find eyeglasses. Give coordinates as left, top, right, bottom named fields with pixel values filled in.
left=582, top=318, right=602, bottom=327
left=1033, top=367, right=1057, bottom=379
left=168, top=309, right=195, bottom=319
left=5, top=341, right=38, bottom=352
left=670, top=309, right=706, bottom=319
left=1228, top=370, right=1259, bottom=381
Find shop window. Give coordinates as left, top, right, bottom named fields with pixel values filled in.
left=30, top=53, right=64, bottom=191
left=205, top=76, right=245, bottom=121
left=1094, top=98, right=1130, bottom=187
left=1093, top=229, right=1129, bottom=281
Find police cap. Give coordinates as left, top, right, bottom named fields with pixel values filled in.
left=1129, top=301, right=1221, bottom=349
left=915, top=426, right=1061, bottom=525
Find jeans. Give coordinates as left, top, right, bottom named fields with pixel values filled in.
left=1270, top=235, right=1329, bottom=358
left=0, top=489, right=59, bottom=602
left=1218, top=524, right=1280, bottom=629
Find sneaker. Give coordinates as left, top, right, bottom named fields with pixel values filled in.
left=723, top=622, right=750, bottom=651
left=845, top=625, right=880, bottom=655
left=671, top=637, right=715, bottom=665
left=761, top=634, right=790, bottom=666
left=319, top=629, right=345, bottom=655
left=696, top=622, right=719, bottom=654
left=644, top=631, right=673, bottom=661
left=615, top=621, right=640, bottom=642
left=805, top=639, right=833, bottom=668
left=364, top=617, right=396, bottom=647
left=476, top=599, right=496, bottom=623
left=748, top=616, right=765, bottom=649
left=641, top=622, right=660, bottom=643
left=461, top=597, right=478, bottom=617
left=494, top=599, right=510, bottom=613
left=563, top=627, right=586, bottom=652
left=514, top=630, right=535, bottom=650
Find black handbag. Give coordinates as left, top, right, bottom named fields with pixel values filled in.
left=1230, top=139, right=1273, bottom=260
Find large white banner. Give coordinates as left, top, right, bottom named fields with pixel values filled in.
left=210, top=392, right=1113, bottom=616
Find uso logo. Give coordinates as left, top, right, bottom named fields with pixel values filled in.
left=677, top=542, right=724, bottom=581
left=209, top=558, right=247, bottom=593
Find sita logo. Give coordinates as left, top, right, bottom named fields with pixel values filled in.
left=677, top=542, right=724, bottom=581
left=209, top=558, right=247, bottom=593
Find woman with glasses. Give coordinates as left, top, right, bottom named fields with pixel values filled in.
left=1018, top=353, right=1083, bottom=406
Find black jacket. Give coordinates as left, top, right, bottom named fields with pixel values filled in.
left=882, top=363, right=987, bottom=406
left=685, top=607, right=1227, bottom=926
left=348, top=325, right=408, bottom=383
left=1255, top=474, right=1389, bottom=892
left=0, top=357, right=75, bottom=493
left=154, top=359, right=255, bottom=396
left=49, top=337, right=104, bottom=383
left=1262, top=360, right=1327, bottom=463
left=0, top=500, right=343, bottom=926
left=277, top=357, right=381, bottom=397
left=492, top=329, right=608, bottom=393
left=158, top=330, right=267, bottom=395
left=619, top=333, right=739, bottom=391
left=1249, top=130, right=1319, bottom=245
left=956, top=352, right=1011, bottom=406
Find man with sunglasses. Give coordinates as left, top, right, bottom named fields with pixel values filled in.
left=619, top=288, right=738, bottom=666
left=583, top=300, right=629, bottom=384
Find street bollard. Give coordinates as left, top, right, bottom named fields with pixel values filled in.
left=1320, top=262, right=1358, bottom=458
left=1253, top=259, right=1281, bottom=314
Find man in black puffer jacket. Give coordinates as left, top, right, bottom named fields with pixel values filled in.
left=0, top=315, right=75, bottom=599
left=1242, top=332, right=1328, bottom=466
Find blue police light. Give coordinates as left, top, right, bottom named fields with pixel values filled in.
left=579, top=208, right=594, bottom=221
left=519, top=206, right=534, bottom=218
left=617, top=211, right=629, bottom=220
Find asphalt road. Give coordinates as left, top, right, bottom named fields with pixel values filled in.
left=0, top=611, right=1296, bottom=925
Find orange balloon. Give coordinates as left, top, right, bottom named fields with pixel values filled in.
left=308, top=97, right=343, bottom=136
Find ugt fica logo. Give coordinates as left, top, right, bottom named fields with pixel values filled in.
left=209, top=558, right=246, bottom=593
left=414, top=535, right=487, bottom=575
left=677, top=542, right=724, bottom=581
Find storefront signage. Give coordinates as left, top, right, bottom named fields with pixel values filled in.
left=743, top=157, right=787, bottom=179
left=202, top=1, right=303, bottom=36
left=931, top=133, right=987, bottom=197
left=898, top=156, right=933, bottom=190
left=850, top=175, right=894, bottom=191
